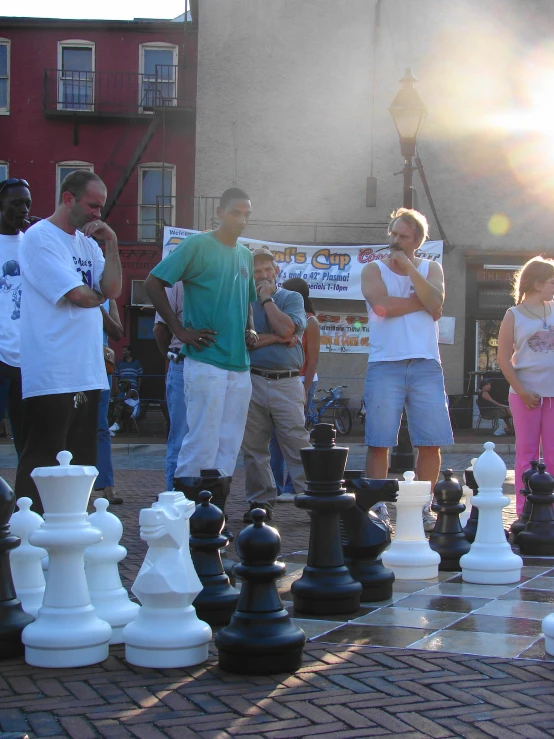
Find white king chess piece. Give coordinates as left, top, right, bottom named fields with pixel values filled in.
left=85, top=498, right=140, bottom=644
left=9, top=497, right=47, bottom=617
left=460, top=442, right=522, bottom=584
left=123, top=491, right=211, bottom=668
left=22, top=451, right=112, bottom=667
left=381, top=471, right=440, bottom=579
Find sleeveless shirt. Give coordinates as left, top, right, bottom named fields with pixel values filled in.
left=508, top=303, right=554, bottom=396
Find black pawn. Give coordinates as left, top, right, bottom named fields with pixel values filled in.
left=190, top=491, right=240, bottom=626
left=463, top=463, right=479, bottom=543
left=429, top=470, right=471, bottom=571
left=0, top=476, right=34, bottom=658
left=291, top=424, right=362, bottom=615
left=215, top=509, right=306, bottom=674
left=511, top=460, right=539, bottom=540
left=517, top=463, right=554, bottom=556
left=342, top=472, right=397, bottom=602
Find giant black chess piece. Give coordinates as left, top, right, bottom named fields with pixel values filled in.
left=215, top=509, right=306, bottom=674
left=291, top=424, right=362, bottom=615
left=0, top=476, right=34, bottom=658
left=429, top=470, right=471, bottom=571
left=517, top=463, right=554, bottom=556
left=463, top=462, right=479, bottom=543
left=511, top=460, right=539, bottom=540
left=342, top=472, right=398, bottom=602
left=190, top=491, right=240, bottom=626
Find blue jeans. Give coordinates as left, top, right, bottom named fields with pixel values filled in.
left=269, top=379, right=316, bottom=495
left=166, top=360, right=188, bottom=490
left=95, top=382, right=114, bottom=489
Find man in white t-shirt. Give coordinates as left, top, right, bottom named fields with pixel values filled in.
left=15, top=171, right=122, bottom=514
left=0, top=178, right=33, bottom=456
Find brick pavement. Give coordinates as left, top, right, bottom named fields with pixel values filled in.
left=1, top=467, right=554, bottom=738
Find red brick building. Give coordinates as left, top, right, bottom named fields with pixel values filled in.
left=0, top=14, right=198, bottom=398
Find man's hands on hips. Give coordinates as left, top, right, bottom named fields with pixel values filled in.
left=245, top=329, right=259, bottom=348
left=174, top=326, right=217, bottom=351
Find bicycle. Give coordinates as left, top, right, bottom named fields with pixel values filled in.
left=306, top=385, right=352, bottom=435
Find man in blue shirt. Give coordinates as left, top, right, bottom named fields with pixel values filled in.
left=242, top=247, right=309, bottom=522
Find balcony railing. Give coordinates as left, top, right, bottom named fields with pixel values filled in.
left=43, top=66, right=195, bottom=117
left=106, top=196, right=177, bottom=244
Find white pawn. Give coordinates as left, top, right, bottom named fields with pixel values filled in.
left=460, top=442, right=522, bottom=584
left=459, top=486, right=473, bottom=528
left=123, top=491, right=211, bottom=668
left=22, top=451, right=112, bottom=667
left=542, top=612, right=554, bottom=655
left=382, top=471, right=440, bottom=579
left=85, top=498, right=140, bottom=644
left=9, top=497, right=47, bottom=617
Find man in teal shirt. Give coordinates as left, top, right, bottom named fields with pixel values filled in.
left=145, top=188, right=258, bottom=486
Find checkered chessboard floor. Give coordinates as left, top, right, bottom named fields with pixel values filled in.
left=275, top=553, right=554, bottom=662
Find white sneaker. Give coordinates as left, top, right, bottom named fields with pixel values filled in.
left=370, top=502, right=392, bottom=533
left=493, top=428, right=505, bottom=436
left=277, top=492, right=295, bottom=502
left=422, top=503, right=436, bottom=533
left=109, top=422, right=120, bottom=433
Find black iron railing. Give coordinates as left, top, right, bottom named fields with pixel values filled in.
left=43, top=66, right=194, bottom=116
left=105, top=196, right=176, bottom=243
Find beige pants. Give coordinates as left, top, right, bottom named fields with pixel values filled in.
left=242, top=373, right=310, bottom=505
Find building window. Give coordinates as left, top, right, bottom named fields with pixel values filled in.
left=139, top=44, right=178, bottom=111
left=56, top=161, right=94, bottom=204
left=0, top=162, right=8, bottom=181
left=0, top=39, right=10, bottom=114
left=138, top=164, right=175, bottom=241
left=57, top=41, right=94, bottom=111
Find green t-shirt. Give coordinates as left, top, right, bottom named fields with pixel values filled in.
left=151, top=231, right=256, bottom=372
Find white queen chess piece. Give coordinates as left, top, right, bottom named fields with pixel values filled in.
left=9, top=497, right=47, bottom=617
left=123, top=491, right=211, bottom=668
left=381, top=471, right=440, bottom=579
left=21, top=451, right=112, bottom=667
left=460, top=442, right=523, bottom=584
left=85, top=498, right=140, bottom=644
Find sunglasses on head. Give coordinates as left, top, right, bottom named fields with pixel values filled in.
left=0, top=178, right=30, bottom=194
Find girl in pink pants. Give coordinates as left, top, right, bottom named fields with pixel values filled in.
left=498, top=256, right=554, bottom=516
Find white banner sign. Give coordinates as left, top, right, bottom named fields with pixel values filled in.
left=318, top=313, right=370, bottom=353
left=162, top=227, right=443, bottom=302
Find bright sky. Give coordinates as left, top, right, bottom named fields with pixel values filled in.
left=1, top=1, right=186, bottom=21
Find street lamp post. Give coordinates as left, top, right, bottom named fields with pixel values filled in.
left=388, top=68, right=427, bottom=208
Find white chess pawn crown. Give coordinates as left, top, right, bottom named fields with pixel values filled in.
left=85, top=498, right=140, bottom=644
left=460, top=442, right=522, bottom=584
left=9, top=497, right=47, bottom=618
left=21, top=451, right=112, bottom=667
left=381, top=471, right=440, bottom=579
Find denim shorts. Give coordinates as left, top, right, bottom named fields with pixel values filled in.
left=364, top=358, right=454, bottom=447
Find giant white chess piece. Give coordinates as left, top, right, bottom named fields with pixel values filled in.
left=381, top=472, right=440, bottom=579
left=460, top=442, right=522, bottom=584
left=542, top=611, right=554, bottom=655
left=85, top=498, right=140, bottom=644
left=9, top=497, right=46, bottom=617
left=123, top=491, right=211, bottom=668
left=22, top=451, right=112, bottom=667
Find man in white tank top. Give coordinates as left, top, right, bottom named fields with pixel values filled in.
left=361, top=209, right=453, bottom=522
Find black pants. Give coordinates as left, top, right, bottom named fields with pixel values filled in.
left=15, top=390, right=100, bottom=515
left=0, top=361, right=23, bottom=457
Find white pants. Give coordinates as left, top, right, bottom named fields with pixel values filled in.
left=174, top=357, right=252, bottom=478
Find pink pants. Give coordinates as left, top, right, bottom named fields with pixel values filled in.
left=509, top=393, right=554, bottom=515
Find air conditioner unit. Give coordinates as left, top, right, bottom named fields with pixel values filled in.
left=131, top=280, right=153, bottom=307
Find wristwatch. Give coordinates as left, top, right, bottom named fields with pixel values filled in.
left=261, top=297, right=274, bottom=307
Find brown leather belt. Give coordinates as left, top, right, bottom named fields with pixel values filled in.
left=251, top=368, right=300, bottom=380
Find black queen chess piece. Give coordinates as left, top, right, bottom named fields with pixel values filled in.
left=517, top=463, right=554, bottom=556
left=463, top=458, right=479, bottom=543
left=429, top=470, right=471, bottom=571
left=189, top=491, right=240, bottom=626
left=215, top=509, right=306, bottom=674
left=342, top=471, right=398, bottom=602
left=0, top=476, right=34, bottom=658
left=291, top=424, right=362, bottom=615
left=511, top=460, right=539, bottom=540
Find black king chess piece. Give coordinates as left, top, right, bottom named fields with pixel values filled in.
left=215, top=509, right=306, bottom=674
left=517, top=463, right=554, bottom=556
left=190, top=491, right=240, bottom=626
left=291, top=424, right=362, bottom=615
left=429, top=470, right=471, bottom=571
left=0, top=476, right=34, bottom=657
left=511, top=460, right=539, bottom=540
left=342, top=471, right=398, bottom=601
